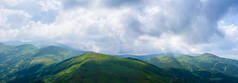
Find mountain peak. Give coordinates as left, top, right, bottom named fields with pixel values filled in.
left=15, top=44, right=36, bottom=49
left=155, top=55, right=176, bottom=61
left=201, top=53, right=218, bottom=58
left=78, top=52, right=119, bottom=61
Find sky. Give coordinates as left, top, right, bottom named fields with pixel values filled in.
left=0, top=0, right=238, bottom=59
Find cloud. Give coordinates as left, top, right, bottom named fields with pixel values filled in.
left=134, top=34, right=203, bottom=54
left=62, top=0, right=143, bottom=9
left=0, top=29, right=18, bottom=42
left=62, top=0, right=93, bottom=9
left=137, top=0, right=238, bottom=43
left=38, top=0, right=61, bottom=11
left=102, top=0, right=143, bottom=8
left=0, top=8, right=31, bottom=29
left=0, top=0, right=238, bottom=58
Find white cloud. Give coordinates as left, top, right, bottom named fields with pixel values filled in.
left=0, top=0, right=25, bottom=7
left=219, top=23, right=238, bottom=40
left=0, top=0, right=238, bottom=58
left=38, top=0, right=61, bottom=11
left=0, top=29, right=19, bottom=42
left=4, top=8, right=132, bottom=53
left=134, top=34, right=205, bottom=54
left=0, top=8, right=32, bottom=29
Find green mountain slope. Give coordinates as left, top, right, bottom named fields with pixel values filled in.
left=176, top=53, right=238, bottom=77
left=146, top=55, right=182, bottom=69
left=30, top=46, right=82, bottom=66
left=12, top=53, right=173, bottom=83
left=2, top=43, right=238, bottom=83
left=10, top=53, right=238, bottom=83
left=0, top=44, right=85, bottom=82
left=146, top=53, right=238, bottom=82
left=0, top=44, right=38, bottom=81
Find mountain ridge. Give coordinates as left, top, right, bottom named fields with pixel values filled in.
left=146, top=53, right=238, bottom=78
left=1, top=43, right=238, bottom=83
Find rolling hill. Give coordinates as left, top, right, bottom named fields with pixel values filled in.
left=146, top=53, right=238, bottom=82
left=1, top=43, right=238, bottom=83
left=8, top=53, right=238, bottom=83
left=0, top=44, right=85, bottom=83
left=9, top=53, right=173, bottom=83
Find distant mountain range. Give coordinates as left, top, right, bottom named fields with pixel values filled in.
left=0, top=43, right=238, bottom=83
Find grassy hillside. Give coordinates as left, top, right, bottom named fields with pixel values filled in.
left=0, top=44, right=84, bottom=82
left=146, top=55, right=182, bottom=69
left=30, top=46, right=82, bottom=66
left=12, top=53, right=173, bottom=83
left=2, top=43, right=238, bottom=83
left=10, top=52, right=238, bottom=83
left=146, top=53, right=238, bottom=82
left=176, top=53, right=238, bottom=77
left=0, top=44, right=38, bottom=82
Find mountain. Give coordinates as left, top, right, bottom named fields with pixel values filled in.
left=9, top=53, right=173, bottom=83
left=30, top=46, right=83, bottom=66
left=146, top=55, right=182, bottom=69
left=117, top=53, right=173, bottom=60
left=1, top=43, right=238, bottom=83
left=146, top=53, right=238, bottom=80
left=8, top=53, right=238, bottom=83
left=0, top=44, right=86, bottom=82
left=0, top=44, right=38, bottom=81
